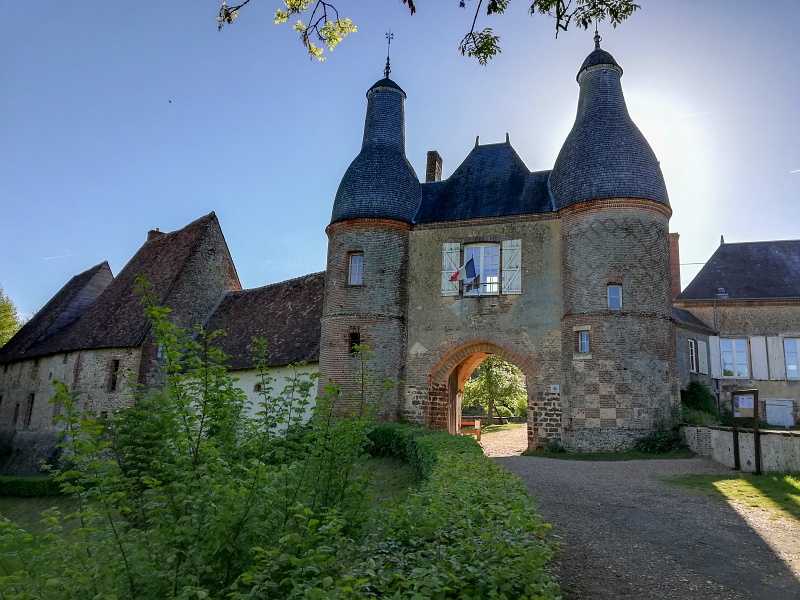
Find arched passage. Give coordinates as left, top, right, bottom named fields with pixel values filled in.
left=426, top=341, right=551, bottom=449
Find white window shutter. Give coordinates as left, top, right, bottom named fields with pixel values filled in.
left=750, top=336, right=769, bottom=380
left=767, top=336, right=786, bottom=380
left=501, top=239, right=522, bottom=295
left=698, top=340, right=709, bottom=375
left=441, top=243, right=460, bottom=296
left=709, top=336, right=722, bottom=379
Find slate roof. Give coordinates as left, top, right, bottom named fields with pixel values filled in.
left=549, top=43, right=669, bottom=210
left=672, top=307, right=714, bottom=333
left=678, top=240, right=800, bottom=301
left=331, top=78, right=421, bottom=224
left=0, top=213, right=226, bottom=362
left=203, top=272, right=325, bottom=370
left=414, top=142, right=553, bottom=223
left=0, top=262, right=113, bottom=363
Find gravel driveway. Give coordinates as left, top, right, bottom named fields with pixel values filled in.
left=481, top=426, right=800, bottom=599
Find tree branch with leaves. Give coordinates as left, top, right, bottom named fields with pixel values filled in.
left=218, top=0, right=639, bottom=63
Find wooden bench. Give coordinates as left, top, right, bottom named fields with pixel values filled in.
left=459, top=419, right=481, bottom=441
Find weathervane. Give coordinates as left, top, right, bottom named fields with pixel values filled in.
left=384, top=30, right=393, bottom=79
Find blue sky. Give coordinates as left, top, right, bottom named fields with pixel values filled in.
left=2, top=1, right=799, bottom=318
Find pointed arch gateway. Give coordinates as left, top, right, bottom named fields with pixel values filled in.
left=426, top=341, right=546, bottom=450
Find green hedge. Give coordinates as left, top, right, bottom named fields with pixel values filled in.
left=0, top=476, right=61, bottom=497
left=358, top=424, right=561, bottom=599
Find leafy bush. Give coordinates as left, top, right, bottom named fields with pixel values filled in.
left=681, top=381, right=717, bottom=414
left=634, top=430, right=687, bottom=454
left=681, top=406, right=722, bottom=427
left=0, top=283, right=559, bottom=599
left=0, top=476, right=61, bottom=497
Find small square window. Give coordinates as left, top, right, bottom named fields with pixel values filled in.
left=607, top=285, right=622, bottom=309
left=156, top=345, right=166, bottom=359
left=254, top=383, right=262, bottom=393
left=578, top=332, right=590, bottom=353
left=349, top=253, right=364, bottom=286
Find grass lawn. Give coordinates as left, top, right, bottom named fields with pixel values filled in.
left=481, top=422, right=525, bottom=435
left=663, top=472, right=800, bottom=521
left=522, top=449, right=696, bottom=460
left=0, top=496, right=77, bottom=536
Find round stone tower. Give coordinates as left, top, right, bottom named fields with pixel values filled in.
left=319, top=75, right=420, bottom=419
left=551, top=36, right=678, bottom=450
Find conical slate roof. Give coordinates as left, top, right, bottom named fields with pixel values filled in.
left=549, top=40, right=669, bottom=210
left=330, top=77, right=421, bottom=224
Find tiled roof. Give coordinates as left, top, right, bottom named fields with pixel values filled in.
left=672, top=307, right=714, bottom=333
left=415, top=142, right=553, bottom=222
left=0, top=262, right=113, bottom=362
left=678, top=240, right=800, bottom=301
left=550, top=44, right=669, bottom=210
left=203, top=272, right=324, bottom=370
left=577, top=47, right=622, bottom=80
left=1, top=213, right=228, bottom=361
left=331, top=79, right=421, bottom=224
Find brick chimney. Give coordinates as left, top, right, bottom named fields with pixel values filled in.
left=669, top=232, right=681, bottom=299
left=425, top=150, right=442, bottom=182
left=147, top=228, right=164, bottom=242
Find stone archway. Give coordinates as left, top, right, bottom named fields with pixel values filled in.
left=426, top=341, right=553, bottom=450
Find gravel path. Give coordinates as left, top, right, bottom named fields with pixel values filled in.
left=481, top=425, right=800, bottom=599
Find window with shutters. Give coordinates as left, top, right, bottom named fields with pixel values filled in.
left=440, top=240, right=522, bottom=296
left=698, top=340, right=709, bottom=375
left=688, top=339, right=697, bottom=373
left=720, top=338, right=749, bottom=378
left=785, top=338, right=799, bottom=380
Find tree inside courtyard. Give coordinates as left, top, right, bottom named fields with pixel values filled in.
left=463, top=355, right=527, bottom=422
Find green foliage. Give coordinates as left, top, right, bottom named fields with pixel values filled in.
left=0, top=476, right=61, bottom=497
left=681, top=406, right=722, bottom=426
left=463, top=355, right=527, bottom=419
left=0, top=282, right=558, bottom=599
left=681, top=381, right=717, bottom=414
left=217, top=0, right=640, bottom=64
left=633, top=429, right=687, bottom=454
left=0, top=284, right=23, bottom=347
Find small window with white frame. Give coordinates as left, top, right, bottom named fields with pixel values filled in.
left=688, top=339, right=697, bottom=373
left=578, top=331, right=590, bottom=353
left=785, top=338, right=799, bottom=380
left=720, top=338, right=749, bottom=378
left=348, top=252, right=364, bottom=286
left=607, top=284, right=622, bottom=309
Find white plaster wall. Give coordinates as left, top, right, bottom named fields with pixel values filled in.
left=231, top=363, right=319, bottom=425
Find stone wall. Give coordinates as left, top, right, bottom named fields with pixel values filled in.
left=0, top=348, right=141, bottom=474
left=560, top=200, right=678, bottom=451
left=403, top=215, right=563, bottom=449
left=681, top=425, right=800, bottom=473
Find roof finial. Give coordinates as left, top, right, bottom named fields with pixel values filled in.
left=594, top=22, right=601, bottom=49
left=384, top=30, right=393, bottom=79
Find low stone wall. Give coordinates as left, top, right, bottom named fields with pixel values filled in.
left=680, top=425, right=800, bottom=473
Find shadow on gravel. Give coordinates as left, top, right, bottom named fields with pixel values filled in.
left=497, top=456, right=800, bottom=600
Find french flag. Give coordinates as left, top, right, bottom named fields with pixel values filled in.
left=449, top=257, right=476, bottom=283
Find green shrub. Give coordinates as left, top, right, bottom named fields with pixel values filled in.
left=681, top=381, right=717, bottom=414
left=0, top=476, right=61, bottom=497
left=681, top=407, right=722, bottom=427
left=634, top=429, right=687, bottom=454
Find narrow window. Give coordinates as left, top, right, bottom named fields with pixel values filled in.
left=607, top=285, right=622, bottom=309
left=785, top=338, right=799, bottom=380
left=688, top=340, right=697, bottom=373
left=348, top=253, right=364, bottom=285
left=109, top=359, right=120, bottom=391
left=13, top=403, right=20, bottom=425
left=349, top=327, right=361, bottom=354
left=25, top=394, right=35, bottom=428
left=156, top=345, right=166, bottom=359
left=720, top=338, right=749, bottom=378
left=578, top=332, right=590, bottom=354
